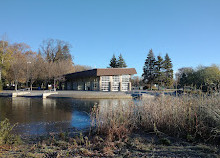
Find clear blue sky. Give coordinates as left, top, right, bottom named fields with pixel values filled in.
left=0, top=0, right=220, bottom=76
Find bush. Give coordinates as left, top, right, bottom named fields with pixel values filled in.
left=0, top=118, right=22, bottom=145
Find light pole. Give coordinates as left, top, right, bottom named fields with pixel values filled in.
left=26, top=61, right=31, bottom=89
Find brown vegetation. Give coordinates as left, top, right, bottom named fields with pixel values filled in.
left=0, top=95, right=220, bottom=157
left=0, top=38, right=93, bottom=90
left=91, top=95, right=220, bottom=144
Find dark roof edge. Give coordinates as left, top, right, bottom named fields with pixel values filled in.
left=64, top=68, right=137, bottom=77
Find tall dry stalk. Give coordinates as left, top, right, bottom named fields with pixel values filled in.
left=91, top=95, right=220, bottom=143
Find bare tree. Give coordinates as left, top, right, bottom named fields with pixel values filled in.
left=7, top=43, right=30, bottom=91
left=39, top=39, right=74, bottom=90
left=73, top=65, right=92, bottom=72
left=0, top=35, right=12, bottom=81
left=46, top=59, right=74, bottom=90
left=25, top=51, right=48, bottom=91
left=40, top=39, right=72, bottom=62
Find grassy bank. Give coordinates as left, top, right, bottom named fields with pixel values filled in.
left=1, top=131, right=219, bottom=157
left=0, top=94, right=219, bottom=157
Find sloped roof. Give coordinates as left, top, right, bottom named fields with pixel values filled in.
left=65, top=68, right=137, bottom=80
left=96, top=68, right=137, bottom=76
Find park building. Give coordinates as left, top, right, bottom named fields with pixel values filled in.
left=64, top=68, right=137, bottom=91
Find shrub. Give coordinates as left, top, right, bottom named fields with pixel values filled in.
left=0, top=118, right=22, bottom=145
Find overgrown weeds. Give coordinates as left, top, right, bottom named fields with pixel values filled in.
left=91, top=95, right=220, bottom=144
left=91, top=101, right=137, bottom=142
left=0, top=118, right=22, bottom=145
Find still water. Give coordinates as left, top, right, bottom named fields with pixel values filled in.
left=0, top=97, right=132, bottom=136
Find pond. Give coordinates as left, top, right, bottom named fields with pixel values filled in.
left=0, top=97, right=132, bottom=136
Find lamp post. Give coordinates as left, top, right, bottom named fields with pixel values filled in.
left=26, top=61, right=31, bottom=89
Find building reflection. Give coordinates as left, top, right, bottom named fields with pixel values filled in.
left=98, top=99, right=133, bottom=111
left=9, top=98, right=98, bottom=135
left=0, top=97, right=134, bottom=136
left=10, top=98, right=72, bottom=123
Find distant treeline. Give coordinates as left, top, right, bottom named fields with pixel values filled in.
left=131, top=49, right=220, bottom=92
left=1, top=36, right=219, bottom=92
left=0, top=38, right=91, bottom=90
left=176, top=65, right=220, bottom=92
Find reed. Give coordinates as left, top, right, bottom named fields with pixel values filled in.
left=91, top=94, right=220, bottom=143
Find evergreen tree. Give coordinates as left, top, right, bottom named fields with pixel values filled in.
left=117, top=54, right=127, bottom=68
left=155, top=55, right=165, bottom=89
left=163, top=53, right=173, bottom=87
left=109, top=54, right=118, bottom=68
left=142, top=49, right=156, bottom=90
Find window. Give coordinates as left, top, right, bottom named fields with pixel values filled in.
left=112, top=76, right=120, bottom=91
left=73, top=82, right=77, bottom=90
left=93, top=81, right=98, bottom=91
left=122, top=75, right=130, bottom=82
left=78, top=82, right=84, bottom=90
left=101, top=76, right=110, bottom=91
left=121, top=75, right=130, bottom=91
left=85, top=82, right=91, bottom=90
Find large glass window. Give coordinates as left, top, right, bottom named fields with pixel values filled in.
left=85, top=82, right=91, bottom=90
left=112, top=76, right=120, bottom=91
left=121, top=75, right=130, bottom=91
left=67, top=82, right=72, bottom=90
left=101, top=76, right=110, bottom=91
left=72, top=82, right=77, bottom=90
left=78, top=82, right=84, bottom=90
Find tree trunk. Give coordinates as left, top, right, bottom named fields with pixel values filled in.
left=15, top=81, right=18, bottom=91
left=54, top=79, right=56, bottom=91
left=41, top=82, right=44, bottom=90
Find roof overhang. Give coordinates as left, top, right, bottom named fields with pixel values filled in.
left=64, top=68, right=137, bottom=80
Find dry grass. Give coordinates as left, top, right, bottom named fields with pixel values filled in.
left=91, top=94, right=220, bottom=143
left=1, top=95, right=219, bottom=157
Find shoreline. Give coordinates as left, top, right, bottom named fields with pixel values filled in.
left=0, top=90, right=145, bottom=99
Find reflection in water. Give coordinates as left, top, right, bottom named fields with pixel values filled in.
left=43, top=98, right=57, bottom=107
left=10, top=98, right=73, bottom=123
left=0, top=97, right=133, bottom=136
left=71, top=111, right=91, bottom=129
left=98, top=99, right=133, bottom=113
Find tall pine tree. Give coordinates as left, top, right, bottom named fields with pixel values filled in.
left=142, top=49, right=156, bottom=90
left=155, top=55, right=165, bottom=89
left=109, top=54, right=118, bottom=68
left=117, top=54, right=127, bottom=68
left=163, top=53, right=173, bottom=88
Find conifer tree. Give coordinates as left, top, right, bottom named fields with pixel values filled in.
left=142, top=49, right=156, bottom=90
left=109, top=54, right=118, bottom=68
left=117, top=54, right=127, bottom=68
left=163, top=53, right=173, bottom=87
left=155, top=55, right=165, bottom=89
